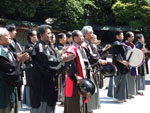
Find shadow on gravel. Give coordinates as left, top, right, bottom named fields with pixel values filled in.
left=100, top=100, right=124, bottom=104
left=18, top=108, right=30, bottom=112
left=145, top=80, right=150, bottom=85
left=100, top=97, right=124, bottom=105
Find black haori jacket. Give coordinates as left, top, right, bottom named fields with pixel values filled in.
left=30, top=40, right=62, bottom=108
left=0, top=46, right=22, bottom=108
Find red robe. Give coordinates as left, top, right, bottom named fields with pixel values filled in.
left=65, top=44, right=84, bottom=97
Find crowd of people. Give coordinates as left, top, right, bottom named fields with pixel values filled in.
left=0, top=24, right=149, bottom=113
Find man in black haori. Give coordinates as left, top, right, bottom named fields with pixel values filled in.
left=0, top=27, right=24, bottom=113
left=125, top=31, right=136, bottom=98
left=108, top=30, right=129, bottom=103
left=81, top=26, right=107, bottom=113
left=30, top=25, right=75, bottom=113
left=135, top=34, right=146, bottom=96
left=23, top=29, right=38, bottom=107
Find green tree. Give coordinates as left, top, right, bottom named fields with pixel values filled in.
left=0, top=0, right=97, bottom=30
left=0, top=0, right=39, bottom=19
left=0, top=0, right=66, bottom=22
left=93, top=0, right=117, bottom=25
left=112, top=0, right=150, bottom=28
left=55, top=0, right=96, bottom=30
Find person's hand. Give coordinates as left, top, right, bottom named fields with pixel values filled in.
left=99, top=59, right=107, bottom=65
left=120, top=60, right=129, bottom=66
left=25, top=47, right=33, bottom=53
left=75, top=74, right=82, bottom=84
left=17, top=52, right=29, bottom=63
left=95, top=40, right=101, bottom=46
left=103, top=44, right=111, bottom=51
left=141, top=48, right=147, bottom=53
left=61, top=53, right=76, bottom=62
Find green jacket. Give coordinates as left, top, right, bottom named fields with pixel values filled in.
left=0, top=47, right=15, bottom=109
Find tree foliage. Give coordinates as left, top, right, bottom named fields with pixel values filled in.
left=0, top=0, right=96, bottom=30
left=93, top=0, right=117, bottom=25
left=0, top=0, right=39, bottom=19
left=1, top=0, right=150, bottom=31
left=112, top=0, right=150, bottom=28
left=55, top=0, right=96, bottom=30
left=0, top=0, right=66, bottom=21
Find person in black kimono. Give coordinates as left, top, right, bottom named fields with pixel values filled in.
left=56, top=33, right=67, bottom=103
left=64, top=30, right=84, bottom=113
left=107, top=30, right=129, bottom=103
left=0, top=27, right=23, bottom=113
left=23, top=29, right=38, bottom=107
left=81, top=26, right=107, bottom=113
left=125, top=31, right=136, bottom=98
left=135, top=34, right=146, bottom=96
left=30, top=25, right=61, bottom=113
left=92, top=34, right=111, bottom=60
left=30, top=25, right=75, bottom=113
left=6, top=24, right=29, bottom=60
left=6, top=24, right=29, bottom=110
left=57, top=33, right=67, bottom=51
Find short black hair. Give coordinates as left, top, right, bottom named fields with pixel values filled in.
left=115, top=30, right=123, bottom=37
left=57, top=33, right=66, bottom=40
left=135, top=34, right=143, bottom=40
left=27, top=29, right=36, bottom=42
left=37, top=24, right=52, bottom=39
left=72, top=30, right=80, bottom=40
left=6, top=24, right=16, bottom=32
left=125, top=31, right=133, bottom=40
left=66, top=32, right=72, bottom=38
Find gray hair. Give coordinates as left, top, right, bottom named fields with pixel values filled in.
left=0, top=27, right=8, bottom=37
left=81, top=26, right=93, bottom=36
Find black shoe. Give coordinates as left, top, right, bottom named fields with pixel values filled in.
left=105, top=87, right=108, bottom=89
left=137, top=92, right=144, bottom=96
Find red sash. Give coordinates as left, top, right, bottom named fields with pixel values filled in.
left=65, top=44, right=88, bottom=102
left=65, top=45, right=83, bottom=96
